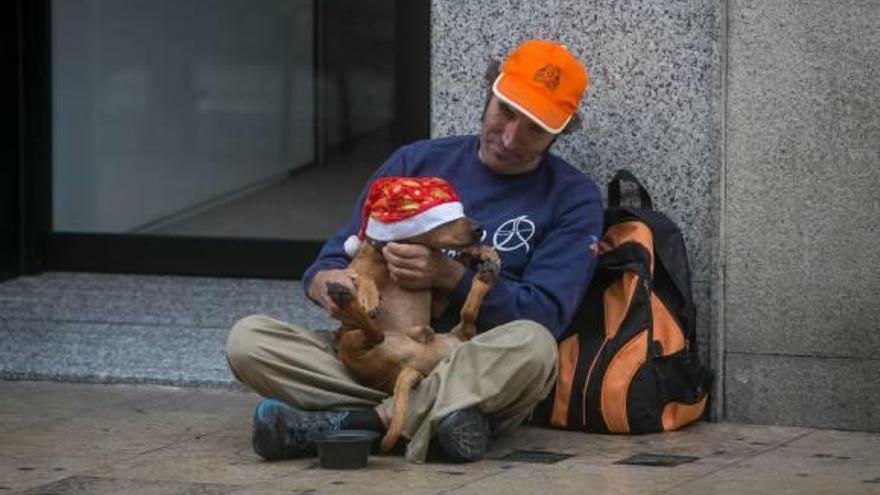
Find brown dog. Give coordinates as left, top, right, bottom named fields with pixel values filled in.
left=326, top=217, right=500, bottom=452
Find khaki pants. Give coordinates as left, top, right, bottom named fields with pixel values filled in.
left=225, top=315, right=558, bottom=463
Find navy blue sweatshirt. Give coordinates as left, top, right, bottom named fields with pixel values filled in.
left=302, top=135, right=603, bottom=340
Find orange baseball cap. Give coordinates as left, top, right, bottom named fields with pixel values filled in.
left=493, top=40, right=588, bottom=134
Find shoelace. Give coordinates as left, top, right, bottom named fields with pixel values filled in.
left=287, top=411, right=350, bottom=445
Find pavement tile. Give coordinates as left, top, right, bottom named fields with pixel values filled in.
left=86, top=425, right=505, bottom=491
left=85, top=428, right=308, bottom=486
left=491, top=422, right=810, bottom=466
left=673, top=429, right=880, bottom=495
left=0, top=387, right=259, bottom=465
left=1, top=382, right=248, bottom=427
left=3, top=381, right=880, bottom=495
left=15, top=475, right=297, bottom=495
left=0, top=415, right=181, bottom=461
left=0, top=381, right=201, bottom=433
left=0, top=449, right=97, bottom=494
left=0, top=386, right=256, bottom=494
left=439, top=423, right=816, bottom=495
left=256, top=457, right=507, bottom=495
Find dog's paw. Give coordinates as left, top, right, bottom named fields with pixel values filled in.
left=326, top=282, right=354, bottom=308
left=357, top=286, right=381, bottom=319
left=476, top=248, right=501, bottom=283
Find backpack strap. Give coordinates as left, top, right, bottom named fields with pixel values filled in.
left=597, top=242, right=653, bottom=282
left=608, top=170, right=653, bottom=210
left=617, top=207, right=697, bottom=344
left=607, top=169, right=696, bottom=345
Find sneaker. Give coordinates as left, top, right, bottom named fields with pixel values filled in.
left=251, top=398, right=349, bottom=460
left=435, top=407, right=490, bottom=462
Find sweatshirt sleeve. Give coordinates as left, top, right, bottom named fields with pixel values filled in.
left=449, top=181, right=604, bottom=340
left=301, top=147, right=409, bottom=300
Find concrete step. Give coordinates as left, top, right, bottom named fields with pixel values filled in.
left=0, top=272, right=335, bottom=387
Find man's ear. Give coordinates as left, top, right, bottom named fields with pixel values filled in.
left=561, top=111, right=583, bottom=135
left=484, top=58, right=501, bottom=83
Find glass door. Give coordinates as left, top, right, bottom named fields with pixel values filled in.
left=32, top=0, right=429, bottom=278
left=52, top=0, right=318, bottom=240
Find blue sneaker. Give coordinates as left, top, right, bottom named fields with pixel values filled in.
left=251, top=398, right=350, bottom=460
left=435, top=407, right=490, bottom=462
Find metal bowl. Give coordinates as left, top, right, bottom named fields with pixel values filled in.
left=308, top=430, right=380, bottom=469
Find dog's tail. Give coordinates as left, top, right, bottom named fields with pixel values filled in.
left=380, top=366, right=423, bottom=453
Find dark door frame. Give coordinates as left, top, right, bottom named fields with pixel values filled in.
left=2, top=0, right=23, bottom=281
left=4, top=0, right=51, bottom=281
left=12, top=0, right=429, bottom=280
left=2, top=0, right=21, bottom=281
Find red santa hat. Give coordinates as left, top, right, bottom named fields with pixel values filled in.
left=343, top=177, right=465, bottom=257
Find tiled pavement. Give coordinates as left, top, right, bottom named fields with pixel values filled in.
left=2, top=381, right=879, bottom=495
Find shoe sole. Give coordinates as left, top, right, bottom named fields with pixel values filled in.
left=436, top=408, right=490, bottom=462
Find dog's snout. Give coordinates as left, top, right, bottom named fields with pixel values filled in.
left=471, top=222, right=485, bottom=240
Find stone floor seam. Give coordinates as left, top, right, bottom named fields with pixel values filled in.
left=727, top=351, right=880, bottom=362
left=656, top=429, right=818, bottom=494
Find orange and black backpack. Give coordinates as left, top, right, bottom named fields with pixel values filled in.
left=534, top=170, right=714, bottom=433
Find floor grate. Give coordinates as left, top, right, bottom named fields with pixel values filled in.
left=615, top=453, right=700, bottom=467
left=495, top=449, right=574, bottom=464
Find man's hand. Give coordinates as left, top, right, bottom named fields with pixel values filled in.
left=382, top=242, right=465, bottom=291
left=308, top=269, right=358, bottom=317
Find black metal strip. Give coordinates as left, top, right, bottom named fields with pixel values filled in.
left=313, top=0, right=325, bottom=166
left=45, top=233, right=322, bottom=280
left=394, top=0, right=431, bottom=144
left=19, top=0, right=52, bottom=275
left=1, top=0, right=24, bottom=281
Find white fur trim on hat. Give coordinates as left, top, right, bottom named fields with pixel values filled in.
left=365, top=201, right=465, bottom=242
left=343, top=235, right=362, bottom=258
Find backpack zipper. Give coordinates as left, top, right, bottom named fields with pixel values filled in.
left=581, top=276, right=653, bottom=429
left=580, top=338, right=607, bottom=427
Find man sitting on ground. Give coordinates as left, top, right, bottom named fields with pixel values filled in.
left=226, top=39, right=604, bottom=463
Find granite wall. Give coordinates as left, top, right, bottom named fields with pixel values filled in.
left=431, top=0, right=724, bottom=375
left=724, top=0, right=880, bottom=431
left=431, top=0, right=880, bottom=430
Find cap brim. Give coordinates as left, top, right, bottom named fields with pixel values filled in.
left=493, top=74, right=571, bottom=134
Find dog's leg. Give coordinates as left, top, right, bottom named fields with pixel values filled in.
left=326, top=282, right=385, bottom=345
left=348, top=243, right=385, bottom=318
left=354, top=275, right=381, bottom=319
left=450, top=246, right=501, bottom=342
left=380, top=366, right=423, bottom=453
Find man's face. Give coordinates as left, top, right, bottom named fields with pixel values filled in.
left=478, top=95, right=556, bottom=175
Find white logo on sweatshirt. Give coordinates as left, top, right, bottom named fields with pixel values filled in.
left=493, top=215, right=535, bottom=253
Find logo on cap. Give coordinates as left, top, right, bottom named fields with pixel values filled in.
left=533, top=64, right=562, bottom=91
